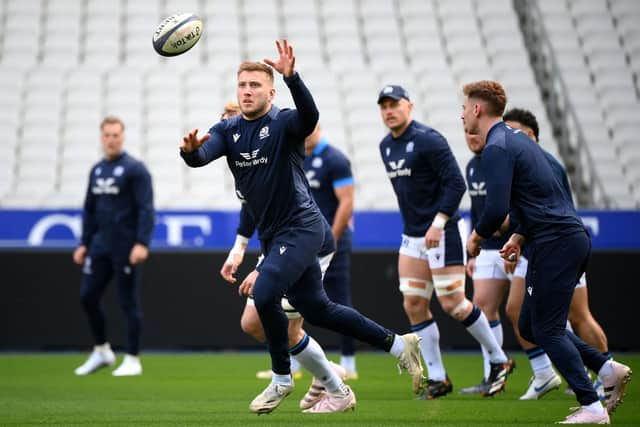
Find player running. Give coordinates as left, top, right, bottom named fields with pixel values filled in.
left=463, top=80, right=631, bottom=424
left=377, top=85, right=513, bottom=399
left=180, top=40, right=424, bottom=415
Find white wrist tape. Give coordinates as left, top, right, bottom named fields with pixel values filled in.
left=226, top=235, right=248, bottom=264
left=432, top=215, right=446, bottom=230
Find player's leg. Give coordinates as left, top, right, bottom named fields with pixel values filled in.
left=323, top=244, right=357, bottom=379
left=396, top=235, right=449, bottom=399
left=244, top=298, right=303, bottom=379
left=522, top=233, right=619, bottom=423
left=568, top=279, right=609, bottom=354
left=249, top=223, right=326, bottom=414
left=506, top=265, right=561, bottom=400
left=287, top=257, right=425, bottom=395
left=459, top=250, right=509, bottom=394
left=112, top=262, right=143, bottom=376
left=430, top=221, right=512, bottom=396
left=75, top=254, right=116, bottom=375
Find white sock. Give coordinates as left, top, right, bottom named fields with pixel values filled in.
left=481, top=320, right=503, bottom=380
left=389, top=334, right=405, bottom=357
left=414, top=321, right=446, bottom=381
left=465, top=309, right=507, bottom=363
left=598, top=360, right=613, bottom=379
left=584, top=400, right=605, bottom=415
left=340, top=355, right=356, bottom=373
left=530, top=354, right=554, bottom=377
left=292, top=335, right=342, bottom=393
left=95, top=343, right=111, bottom=352
left=272, top=373, right=292, bottom=385
left=290, top=357, right=300, bottom=373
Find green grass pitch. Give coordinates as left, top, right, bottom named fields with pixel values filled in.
left=0, top=352, right=637, bottom=426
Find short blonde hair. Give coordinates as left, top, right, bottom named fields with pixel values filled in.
left=100, top=115, right=125, bottom=131
left=463, top=80, right=507, bottom=117
left=221, top=101, right=241, bottom=119
left=237, top=61, right=274, bottom=84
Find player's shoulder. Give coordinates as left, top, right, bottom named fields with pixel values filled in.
left=466, top=155, right=481, bottom=172
left=324, top=143, right=349, bottom=162
left=213, top=114, right=241, bottom=134
left=410, top=121, right=449, bottom=149
left=121, top=152, right=151, bottom=175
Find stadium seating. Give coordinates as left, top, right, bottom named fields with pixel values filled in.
left=0, top=0, right=638, bottom=209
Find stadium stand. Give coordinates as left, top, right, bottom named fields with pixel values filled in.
left=0, top=0, right=638, bottom=209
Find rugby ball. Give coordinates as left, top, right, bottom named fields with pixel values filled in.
left=152, top=13, right=203, bottom=57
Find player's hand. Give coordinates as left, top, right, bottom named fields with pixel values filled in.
left=425, top=226, right=442, bottom=249
left=264, top=39, right=295, bottom=78
left=238, top=270, right=259, bottom=296
left=466, top=230, right=482, bottom=257
left=129, top=243, right=149, bottom=265
left=499, top=233, right=524, bottom=265
left=180, top=128, right=210, bottom=153
left=73, top=245, right=87, bottom=265
left=220, top=252, right=244, bottom=284
left=466, top=257, right=475, bottom=278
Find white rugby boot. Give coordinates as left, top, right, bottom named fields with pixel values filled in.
left=395, top=333, right=425, bottom=394
left=299, top=361, right=347, bottom=410
left=249, top=382, right=294, bottom=414
left=112, top=354, right=142, bottom=376
left=519, top=371, right=562, bottom=400
left=600, top=361, right=632, bottom=414
left=74, top=343, right=116, bottom=375
left=558, top=406, right=610, bottom=424
left=303, top=384, right=356, bottom=413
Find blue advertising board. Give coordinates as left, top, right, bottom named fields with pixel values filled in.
left=0, top=209, right=638, bottom=250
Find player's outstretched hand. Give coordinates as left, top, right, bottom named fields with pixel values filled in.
left=238, top=270, right=259, bottom=296
left=180, top=129, right=210, bottom=153
left=264, top=39, right=295, bottom=78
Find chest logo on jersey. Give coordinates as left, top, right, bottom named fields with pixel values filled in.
left=92, top=177, right=120, bottom=195
left=387, top=159, right=412, bottom=178
left=305, top=170, right=320, bottom=189
left=468, top=181, right=486, bottom=196
left=233, top=133, right=241, bottom=143
left=259, top=126, right=270, bottom=140
left=406, top=141, right=414, bottom=153
left=114, top=166, right=124, bottom=176
left=236, top=148, right=268, bottom=168
left=312, top=157, right=322, bottom=168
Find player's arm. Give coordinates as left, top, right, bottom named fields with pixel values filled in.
left=74, top=170, right=97, bottom=265
left=220, top=204, right=255, bottom=284
left=331, top=156, right=355, bottom=241
left=129, top=163, right=155, bottom=265
left=424, top=133, right=467, bottom=248
left=264, top=40, right=319, bottom=139
left=469, top=145, right=514, bottom=255
left=180, top=125, right=226, bottom=167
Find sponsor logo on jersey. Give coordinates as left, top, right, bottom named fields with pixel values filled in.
left=305, top=170, right=320, bottom=188
left=236, top=148, right=268, bottom=168
left=279, top=245, right=287, bottom=255
left=527, top=286, right=533, bottom=296
left=92, top=177, right=120, bottom=195
left=468, top=181, right=487, bottom=196
left=233, top=133, right=241, bottom=143
left=387, top=158, right=412, bottom=178
left=259, top=126, right=270, bottom=140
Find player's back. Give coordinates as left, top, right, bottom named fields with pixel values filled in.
left=484, top=122, right=583, bottom=243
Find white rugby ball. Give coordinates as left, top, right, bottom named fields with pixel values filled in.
left=152, top=13, right=203, bottom=57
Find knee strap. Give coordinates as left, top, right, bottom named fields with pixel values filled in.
left=399, top=277, right=434, bottom=299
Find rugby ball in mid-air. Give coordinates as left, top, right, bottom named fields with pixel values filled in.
left=152, top=13, right=203, bottom=57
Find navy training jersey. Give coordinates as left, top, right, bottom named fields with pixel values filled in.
left=181, top=72, right=322, bottom=242
left=475, top=122, right=584, bottom=243
left=379, top=120, right=466, bottom=237
left=81, top=152, right=155, bottom=256
left=466, top=155, right=509, bottom=250
left=303, top=137, right=354, bottom=227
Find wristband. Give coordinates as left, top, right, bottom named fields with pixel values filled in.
left=226, top=235, right=249, bottom=264
left=432, top=215, right=446, bottom=230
